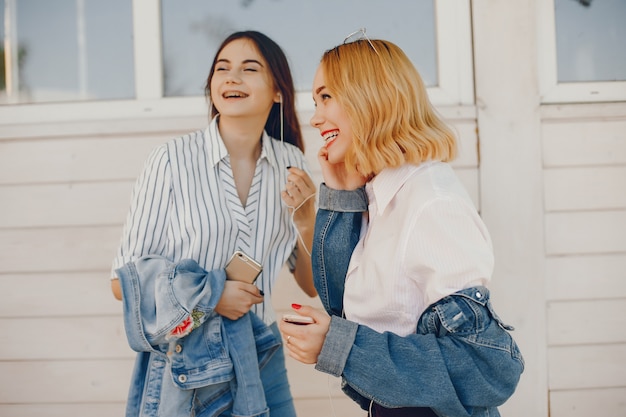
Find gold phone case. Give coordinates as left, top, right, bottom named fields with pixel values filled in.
left=225, top=251, right=263, bottom=284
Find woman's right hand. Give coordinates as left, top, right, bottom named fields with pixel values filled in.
left=215, top=280, right=264, bottom=320
left=318, top=147, right=367, bottom=190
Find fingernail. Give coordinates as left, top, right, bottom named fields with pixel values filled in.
left=260, top=290, right=265, bottom=296
left=286, top=166, right=292, bottom=169
left=291, top=303, right=301, bottom=310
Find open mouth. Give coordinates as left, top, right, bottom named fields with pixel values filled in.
left=322, top=130, right=339, bottom=147
left=223, top=91, right=249, bottom=99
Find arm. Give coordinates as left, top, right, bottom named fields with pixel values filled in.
left=282, top=167, right=317, bottom=297
left=110, top=145, right=172, bottom=299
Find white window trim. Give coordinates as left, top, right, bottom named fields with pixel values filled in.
left=537, top=0, right=626, bottom=104
left=0, top=0, right=474, bottom=126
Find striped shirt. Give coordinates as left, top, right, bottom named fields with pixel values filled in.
left=112, top=117, right=310, bottom=324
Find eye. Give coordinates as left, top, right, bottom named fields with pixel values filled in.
left=321, top=93, right=331, bottom=101
left=243, top=67, right=258, bottom=72
left=215, top=66, right=229, bottom=72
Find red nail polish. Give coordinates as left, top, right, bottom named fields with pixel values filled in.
left=291, top=303, right=301, bottom=310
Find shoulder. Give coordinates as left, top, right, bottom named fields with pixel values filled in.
left=403, top=162, right=469, bottom=200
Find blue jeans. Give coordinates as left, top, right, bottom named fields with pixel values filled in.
left=217, top=322, right=296, bottom=417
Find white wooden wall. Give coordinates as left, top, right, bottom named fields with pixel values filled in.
left=541, top=105, right=626, bottom=416
left=0, top=108, right=478, bottom=417
left=1, top=2, right=625, bottom=415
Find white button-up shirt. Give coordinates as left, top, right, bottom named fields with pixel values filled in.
left=344, top=161, right=494, bottom=336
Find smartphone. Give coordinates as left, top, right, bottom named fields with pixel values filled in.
left=225, top=251, right=263, bottom=284
left=282, top=314, right=314, bottom=325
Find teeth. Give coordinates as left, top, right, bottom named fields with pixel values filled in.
left=224, top=92, right=248, bottom=98
left=323, top=131, right=338, bottom=143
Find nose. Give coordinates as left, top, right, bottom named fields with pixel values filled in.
left=310, top=107, right=323, bottom=129
left=225, top=70, right=242, bottom=84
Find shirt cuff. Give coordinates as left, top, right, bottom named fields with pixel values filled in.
left=317, top=183, right=368, bottom=212
left=315, top=316, right=358, bottom=377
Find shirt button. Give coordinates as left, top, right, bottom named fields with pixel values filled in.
left=175, top=344, right=182, bottom=353
left=476, top=291, right=482, bottom=298
left=178, top=375, right=187, bottom=383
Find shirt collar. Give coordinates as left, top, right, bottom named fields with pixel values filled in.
left=204, top=116, right=277, bottom=169
left=367, top=162, right=436, bottom=215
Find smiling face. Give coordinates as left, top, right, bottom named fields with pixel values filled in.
left=209, top=38, right=280, bottom=121
left=310, top=65, right=354, bottom=164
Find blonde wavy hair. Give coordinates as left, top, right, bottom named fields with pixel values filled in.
left=321, top=39, right=457, bottom=176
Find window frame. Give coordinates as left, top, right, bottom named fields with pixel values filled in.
left=0, top=0, right=473, bottom=126
left=537, top=0, right=626, bottom=104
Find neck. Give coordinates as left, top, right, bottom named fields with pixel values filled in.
left=218, top=115, right=266, bottom=160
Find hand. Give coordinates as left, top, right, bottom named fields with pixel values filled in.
left=215, top=280, right=264, bottom=320
left=281, top=167, right=316, bottom=227
left=317, top=147, right=367, bottom=190
left=278, top=304, right=331, bottom=364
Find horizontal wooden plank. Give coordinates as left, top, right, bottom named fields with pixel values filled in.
left=544, top=166, right=626, bottom=211
left=546, top=254, right=626, bottom=301
left=0, top=404, right=126, bottom=417
left=0, top=226, right=122, bottom=273
left=549, top=387, right=626, bottom=417
left=547, top=344, right=626, bottom=390
left=545, top=210, right=626, bottom=255
left=542, top=119, right=626, bottom=167
left=547, top=299, right=626, bottom=346
left=0, top=182, right=133, bottom=228
left=0, top=316, right=133, bottom=360
left=0, top=135, right=169, bottom=185
left=0, top=272, right=122, bottom=317
left=0, top=359, right=134, bottom=403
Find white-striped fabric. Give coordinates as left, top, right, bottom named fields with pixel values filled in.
left=112, top=117, right=310, bottom=324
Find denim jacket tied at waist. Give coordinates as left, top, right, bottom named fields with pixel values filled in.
left=116, top=255, right=280, bottom=417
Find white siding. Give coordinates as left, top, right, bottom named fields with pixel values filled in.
left=542, top=109, right=626, bottom=417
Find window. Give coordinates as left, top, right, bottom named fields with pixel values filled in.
left=0, top=0, right=472, bottom=123
left=538, top=0, right=626, bottom=103
left=160, top=0, right=472, bottom=107
left=161, top=0, right=437, bottom=96
left=0, top=0, right=134, bottom=104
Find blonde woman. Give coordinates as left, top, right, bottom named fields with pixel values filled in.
left=279, top=36, right=523, bottom=417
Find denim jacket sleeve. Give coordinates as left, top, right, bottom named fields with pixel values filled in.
left=315, top=289, right=524, bottom=416
left=312, top=184, right=367, bottom=317
left=116, top=255, right=226, bottom=352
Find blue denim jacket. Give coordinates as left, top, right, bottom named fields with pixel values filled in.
left=116, top=255, right=281, bottom=417
left=312, top=184, right=524, bottom=417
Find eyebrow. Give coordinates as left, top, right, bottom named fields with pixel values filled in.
left=216, top=58, right=264, bottom=67
left=315, top=85, right=326, bottom=95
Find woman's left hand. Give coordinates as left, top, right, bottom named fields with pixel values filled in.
left=281, top=167, right=316, bottom=227
left=278, top=304, right=331, bottom=364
